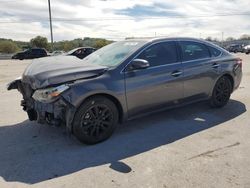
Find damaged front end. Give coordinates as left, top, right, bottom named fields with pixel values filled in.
left=7, top=78, right=76, bottom=130
left=7, top=56, right=108, bottom=130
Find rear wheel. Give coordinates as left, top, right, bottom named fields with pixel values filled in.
left=210, top=76, right=232, bottom=108
left=73, top=96, right=119, bottom=144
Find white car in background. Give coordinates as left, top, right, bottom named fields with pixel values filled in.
left=244, top=45, right=250, bottom=54
left=51, top=50, right=65, bottom=56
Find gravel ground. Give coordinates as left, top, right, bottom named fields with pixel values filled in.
left=0, top=54, right=250, bottom=188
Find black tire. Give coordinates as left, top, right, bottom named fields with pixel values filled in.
left=210, top=76, right=232, bottom=108
left=72, top=96, right=119, bottom=144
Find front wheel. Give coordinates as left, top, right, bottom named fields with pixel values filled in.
left=72, top=96, right=119, bottom=144
left=210, top=76, right=232, bottom=108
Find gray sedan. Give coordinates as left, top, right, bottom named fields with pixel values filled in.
left=7, top=37, right=242, bottom=144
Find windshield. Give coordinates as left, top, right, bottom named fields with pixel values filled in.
left=24, top=49, right=30, bottom=53
left=67, top=48, right=79, bottom=55
left=82, top=41, right=146, bottom=67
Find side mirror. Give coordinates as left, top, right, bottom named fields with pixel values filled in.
left=128, top=59, right=150, bottom=71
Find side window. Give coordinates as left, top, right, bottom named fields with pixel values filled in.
left=75, top=49, right=82, bottom=55
left=137, top=41, right=178, bottom=67
left=82, top=49, right=87, bottom=54
left=80, top=49, right=87, bottom=54
left=26, top=49, right=31, bottom=54
left=31, top=49, right=37, bottom=54
left=180, top=41, right=210, bottom=61
left=86, top=48, right=92, bottom=54
left=208, top=46, right=221, bottom=57
left=33, top=49, right=43, bottom=55
left=42, top=50, right=47, bottom=55
left=36, top=49, right=41, bottom=54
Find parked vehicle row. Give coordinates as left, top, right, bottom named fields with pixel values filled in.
left=11, top=47, right=96, bottom=60
left=226, top=44, right=245, bottom=53
left=12, top=48, right=48, bottom=60
left=7, top=37, right=242, bottom=144
left=226, top=44, right=250, bottom=54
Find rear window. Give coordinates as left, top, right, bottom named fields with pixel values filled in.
left=32, top=49, right=45, bottom=54
left=180, top=41, right=210, bottom=61
left=208, top=46, right=221, bottom=57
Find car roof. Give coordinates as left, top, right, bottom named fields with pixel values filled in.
left=73, top=47, right=96, bottom=50
left=125, top=37, right=211, bottom=44
left=125, top=37, right=229, bottom=54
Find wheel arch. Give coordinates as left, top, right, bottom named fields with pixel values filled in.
left=222, top=73, right=234, bottom=93
left=210, top=73, right=235, bottom=96
left=74, top=93, right=125, bottom=124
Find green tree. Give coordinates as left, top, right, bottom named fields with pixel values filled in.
left=62, top=41, right=76, bottom=51
left=94, top=39, right=112, bottom=49
left=30, top=36, right=48, bottom=49
left=240, top=34, right=250, bottom=40
left=0, top=40, right=19, bottom=53
left=205, top=36, right=213, bottom=42
left=226, top=37, right=235, bottom=41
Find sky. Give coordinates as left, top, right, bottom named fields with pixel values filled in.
left=0, top=0, right=250, bottom=41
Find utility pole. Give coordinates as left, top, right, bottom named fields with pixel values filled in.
left=48, top=0, right=54, bottom=52
left=221, top=32, right=224, bottom=47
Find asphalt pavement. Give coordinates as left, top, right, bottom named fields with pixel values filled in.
left=0, top=54, right=249, bottom=188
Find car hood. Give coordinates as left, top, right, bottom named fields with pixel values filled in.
left=15, top=52, right=25, bottom=55
left=22, top=56, right=108, bottom=89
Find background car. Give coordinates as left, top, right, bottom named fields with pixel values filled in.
left=12, top=48, right=48, bottom=60
left=51, top=50, right=65, bottom=56
left=243, top=45, right=250, bottom=54
left=67, top=47, right=96, bottom=59
left=227, top=44, right=245, bottom=53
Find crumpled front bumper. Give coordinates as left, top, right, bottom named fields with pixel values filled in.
left=7, top=78, right=76, bottom=131
left=33, top=98, right=75, bottom=127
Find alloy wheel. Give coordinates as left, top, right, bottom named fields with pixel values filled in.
left=80, top=104, right=114, bottom=138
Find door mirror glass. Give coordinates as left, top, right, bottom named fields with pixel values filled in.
left=128, top=59, right=150, bottom=71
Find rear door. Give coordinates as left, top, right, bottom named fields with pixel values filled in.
left=30, top=49, right=39, bottom=58
left=178, top=40, right=220, bottom=99
left=125, top=41, right=184, bottom=117
left=40, top=49, right=47, bottom=57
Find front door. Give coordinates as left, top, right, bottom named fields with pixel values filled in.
left=125, top=41, right=184, bottom=117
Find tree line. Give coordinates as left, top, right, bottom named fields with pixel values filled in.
left=0, top=36, right=113, bottom=54
left=1, top=34, right=250, bottom=54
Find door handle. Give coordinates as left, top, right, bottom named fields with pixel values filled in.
left=171, top=70, right=183, bottom=77
left=212, top=63, right=220, bottom=69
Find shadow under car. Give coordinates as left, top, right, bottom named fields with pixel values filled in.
left=0, top=99, right=246, bottom=184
